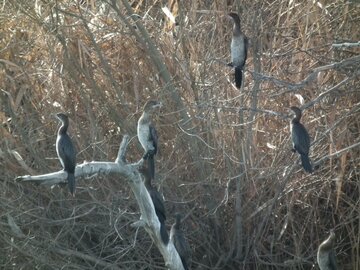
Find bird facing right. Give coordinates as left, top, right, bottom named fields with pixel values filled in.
left=317, top=230, right=338, bottom=270
left=290, top=106, right=313, bottom=173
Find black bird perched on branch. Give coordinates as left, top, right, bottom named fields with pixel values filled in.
left=55, top=113, right=76, bottom=196
left=137, top=100, right=162, bottom=180
left=170, top=213, right=191, bottom=270
left=290, top=106, right=313, bottom=173
left=317, top=230, right=338, bottom=270
left=139, top=166, right=169, bottom=245
left=228, top=12, right=248, bottom=88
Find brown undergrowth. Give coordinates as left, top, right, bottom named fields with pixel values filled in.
left=1, top=0, right=359, bottom=269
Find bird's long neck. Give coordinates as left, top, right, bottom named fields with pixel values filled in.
left=140, top=111, right=151, bottom=124
left=320, top=234, right=335, bottom=251
left=58, top=120, right=68, bottom=135
left=292, top=113, right=301, bottom=124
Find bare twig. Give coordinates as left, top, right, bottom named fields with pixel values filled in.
left=314, top=141, right=360, bottom=167
left=332, top=42, right=360, bottom=48
left=248, top=55, right=360, bottom=93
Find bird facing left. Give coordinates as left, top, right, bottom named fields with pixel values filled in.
left=55, top=113, right=77, bottom=196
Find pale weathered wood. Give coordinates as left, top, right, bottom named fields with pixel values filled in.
left=17, top=135, right=185, bottom=270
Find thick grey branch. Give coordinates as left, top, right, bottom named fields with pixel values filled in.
left=16, top=134, right=184, bottom=270
left=332, top=42, right=360, bottom=48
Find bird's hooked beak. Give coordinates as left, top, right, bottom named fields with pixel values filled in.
left=154, top=102, right=163, bottom=109
left=287, top=108, right=296, bottom=119
left=52, top=113, right=60, bottom=120
left=55, top=113, right=62, bottom=120
left=226, top=14, right=233, bottom=22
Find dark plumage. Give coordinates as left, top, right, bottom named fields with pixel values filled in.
left=139, top=166, right=169, bottom=245
left=137, top=100, right=162, bottom=180
left=228, top=12, right=248, bottom=88
left=55, top=113, right=76, bottom=196
left=290, top=106, right=313, bottom=173
left=170, top=213, right=191, bottom=270
left=317, top=230, right=337, bottom=270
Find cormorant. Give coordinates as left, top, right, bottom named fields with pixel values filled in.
left=139, top=166, right=169, bottom=245
left=55, top=113, right=76, bottom=196
left=290, top=106, right=313, bottom=173
left=228, top=12, right=248, bottom=88
left=317, top=230, right=337, bottom=270
left=137, top=100, right=162, bottom=180
left=170, top=213, right=191, bottom=270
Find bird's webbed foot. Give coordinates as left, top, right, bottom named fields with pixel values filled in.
left=291, top=148, right=296, bottom=153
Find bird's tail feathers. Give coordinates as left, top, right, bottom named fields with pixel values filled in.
left=301, top=154, right=313, bottom=173
left=148, top=155, right=155, bottom=180
left=181, top=258, right=189, bottom=270
left=235, top=66, right=243, bottom=88
left=67, top=173, right=76, bottom=196
left=160, top=222, right=169, bottom=245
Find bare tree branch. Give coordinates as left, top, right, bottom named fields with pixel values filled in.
left=314, top=141, right=360, bottom=167
left=248, top=55, right=360, bottom=93
left=332, top=42, right=360, bottom=48
left=16, top=135, right=185, bottom=270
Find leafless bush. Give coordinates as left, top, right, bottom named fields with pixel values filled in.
left=1, top=0, right=359, bottom=269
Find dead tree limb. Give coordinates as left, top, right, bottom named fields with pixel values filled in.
left=16, top=135, right=185, bottom=270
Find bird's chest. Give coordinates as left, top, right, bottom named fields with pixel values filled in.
left=137, top=122, right=150, bottom=146
left=56, top=135, right=62, bottom=154
left=56, top=135, right=65, bottom=166
left=231, top=35, right=246, bottom=65
left=317, top=252, right=330, bottom=269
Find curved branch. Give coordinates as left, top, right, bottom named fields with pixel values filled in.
left=16, top=135, right=185, bottom=270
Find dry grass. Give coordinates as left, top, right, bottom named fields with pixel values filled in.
left=1, top=0, right=359, bottom=269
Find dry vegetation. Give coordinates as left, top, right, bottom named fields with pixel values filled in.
left=1, top=0, right=359, bottom=269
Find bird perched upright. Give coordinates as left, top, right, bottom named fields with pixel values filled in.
left=139, top=166, right=169, bottom=245
left=137, top=100, right=162, bottom=180
left=290, top=106, right=313, bottom=173
left=228, top=12, right=248, bottom=88
left=170, top=213, right=191, bottom=270
left=55, top=113, right=76, bottom=196
left=317, top=230, right=338, bottom=270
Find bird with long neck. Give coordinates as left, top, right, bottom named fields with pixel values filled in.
left=139, top=166, right=169, bottom=245
left=317, top=230, right=337, bottom=270
left=55, top=113, right=76, bottom=196
left=170, top=213, right=191, bottom=270
left=137, top=100, right=162, bottom=180
left=290, top=106, right=313, bottom=173
left=228, top=12, right=248, bottom=88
